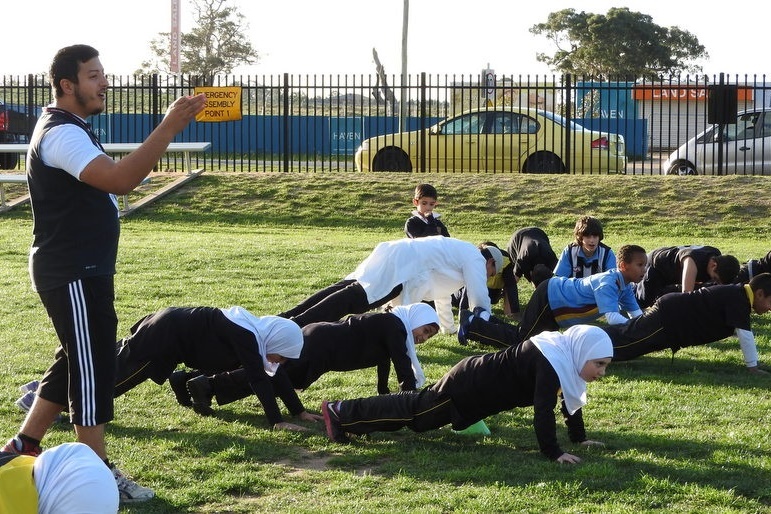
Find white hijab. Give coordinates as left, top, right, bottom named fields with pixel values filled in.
left=388, top=303, right=440, bottom=388
left=530, top=325, right=613, bottom=415
left=220, top=307, right=304, bottom=376
left=34, top=442, right=119, bottom=514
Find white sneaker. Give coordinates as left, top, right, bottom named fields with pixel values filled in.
left=19, top=380, right=39, bottom=394
left=111, top=466, right=155, bottom=502
left=15, top=391, right=35, bottom=412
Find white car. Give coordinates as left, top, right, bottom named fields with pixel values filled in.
left=663, top=109, right=771, bottom=175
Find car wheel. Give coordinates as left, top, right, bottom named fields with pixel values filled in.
left=666, top=161, right=698, bottom=175
left=522, top=152, right=565, bottom=174
left=372, top=148, right=412, bottom=172
left=0, top=153, right=19, bottom=170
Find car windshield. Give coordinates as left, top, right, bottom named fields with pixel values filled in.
left=538, top=110, right=587, bottom=130
left=696, top=111, right=770, bottom=143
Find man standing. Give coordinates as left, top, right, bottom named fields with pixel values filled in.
left=2, top=44, right=205, bottom=502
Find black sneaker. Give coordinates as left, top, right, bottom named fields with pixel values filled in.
left=186, top=375, right=214, bottom=416
left=321, top=401, right=349, bottom=443
left=457, top=309, right=473, bottom=346
left=168, top=370, right=193, bottom=407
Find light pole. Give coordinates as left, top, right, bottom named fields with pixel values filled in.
left=399, top=0, right=409, bottom=131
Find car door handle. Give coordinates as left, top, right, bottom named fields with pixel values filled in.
left=739, top=146, right=751, bottom=151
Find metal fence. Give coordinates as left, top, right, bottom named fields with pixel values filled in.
left=2, top=72, right=770, bottom=174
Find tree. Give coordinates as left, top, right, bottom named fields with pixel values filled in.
left=137, top=0, right=258, bottom=82
left=530, top=8, right=708, bottom=80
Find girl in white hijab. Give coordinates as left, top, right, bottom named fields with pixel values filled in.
left=105, top=306, right=317, bottom=432
left=221, top=306, right=304, bottom=376
left=35, top=443, right=119, bottom=514
left=171, top=304, right=441, bottom=411
left=321, top=324, right=612, bottom=464
left=387, top=303, right=441, bottom=388
left=530, top=324, right=613, bottom=416
left=0, top=442, right=118, bottom=514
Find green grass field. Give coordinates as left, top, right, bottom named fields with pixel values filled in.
left=1, top=172, right=770, bottom=513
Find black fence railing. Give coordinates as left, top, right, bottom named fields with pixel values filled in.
left=2, top=73, right=770, bottom=175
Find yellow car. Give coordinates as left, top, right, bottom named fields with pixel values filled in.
left=354, top=107, right=626, bottom=174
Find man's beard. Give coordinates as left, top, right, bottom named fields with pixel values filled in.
left=74, top=87, right=105, bottom=116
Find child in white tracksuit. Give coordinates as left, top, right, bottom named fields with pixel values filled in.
left=278, top=236, right=502, bottom=333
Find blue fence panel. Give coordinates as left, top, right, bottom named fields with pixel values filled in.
left=330, top=118, right=363, bottom=156
left=575, top=118, right=648, bottom=159
left=101, top=115, right=646, bottom=159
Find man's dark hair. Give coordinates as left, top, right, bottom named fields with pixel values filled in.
left=573, top=215, right=604, bottom=244
left=617, top=244, right=647, bottom=264
left=414, top=183, right=438, bottom=200
left=749, top=273, right=771, bottom=295
left=714, top=255, right=740, bottom=284
left=50, top=44, right=100, bottom=98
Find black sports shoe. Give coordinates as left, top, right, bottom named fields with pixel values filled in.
left=321, top=401, right=349, bottom=443
left=168, top=370, right=193, bottom=407
left=186, top=375, right=214, bottom=416
left=457, top=309, right=473, bottom=346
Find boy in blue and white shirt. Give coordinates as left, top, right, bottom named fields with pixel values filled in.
left=554, top=216, right=616, bottom=279
left=459, top=245, right=647, bottom=348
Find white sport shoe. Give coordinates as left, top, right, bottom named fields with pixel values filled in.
left=19, top=380, right=39, bottom=394
left=15, top=391, right=35, bottom=412
left=111, top=465, right=155, bottom=502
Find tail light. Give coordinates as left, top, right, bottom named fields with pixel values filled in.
left=591, top=137, right=609, bottom=149
left=0, top=111, right=7, bottom=131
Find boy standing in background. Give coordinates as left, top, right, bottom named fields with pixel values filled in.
left=405, top=183, right=450, bottom=238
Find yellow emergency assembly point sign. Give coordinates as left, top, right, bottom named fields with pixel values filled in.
left=195, top=86, right=243, bottom=122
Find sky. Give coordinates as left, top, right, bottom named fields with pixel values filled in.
left=4, top=0, right=769, bottom=78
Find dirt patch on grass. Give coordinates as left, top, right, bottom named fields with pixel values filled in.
left=276, top=447, right=378, bottom=476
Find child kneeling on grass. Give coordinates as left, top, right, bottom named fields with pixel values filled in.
left=321, top=324, right=612, bottom=464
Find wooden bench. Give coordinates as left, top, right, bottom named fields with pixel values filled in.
left=0, top=174, right=28, bottom=212
left=0, top=142, right=211, bottom=215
